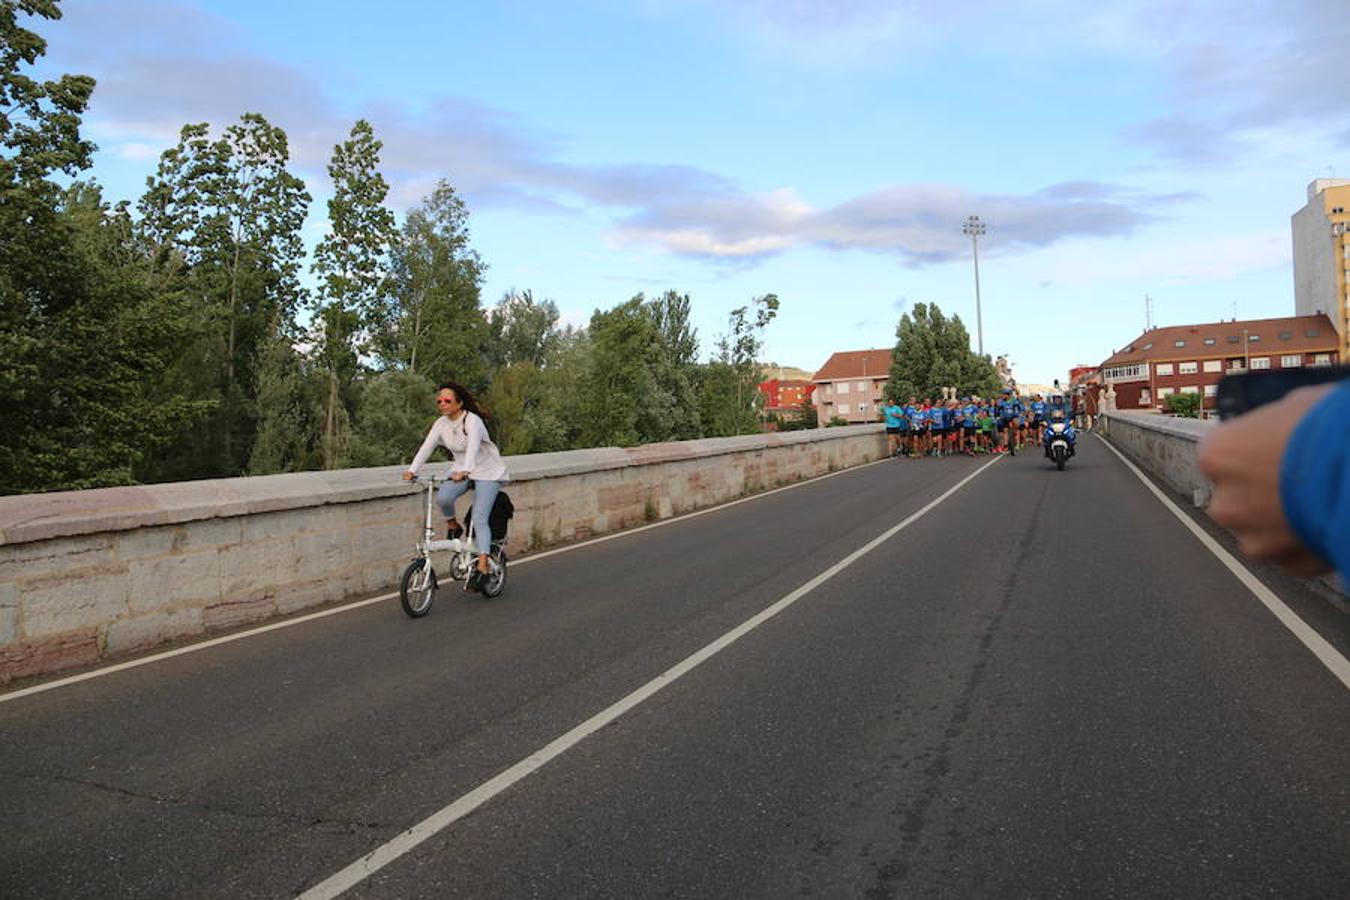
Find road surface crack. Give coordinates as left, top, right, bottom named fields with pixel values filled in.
left=868, top=480, right=1049, bottom=899
left=0, top=766, right=394, bottom=833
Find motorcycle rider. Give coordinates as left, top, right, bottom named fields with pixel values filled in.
left=1042, top=407, right=1077, bottom=459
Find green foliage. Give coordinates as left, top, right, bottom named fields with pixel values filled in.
left=1, top=0, right=96, bottom=197
left=0, top=8, right=209, bottom=493
left=826, top=416, right=849, bottom=427
left=486, top=290, right=558, bottom=372
left=347, top=370, right=438, bottom=467
left=885, top=302, right=999, bottom=401
left=576, top=297, right=658, bottom=447
left=774, top=396, right=818, bottom=431
left=1163, top=391, right=1202, bottom=418
left=134, top=114, right=311, bottom=479
left=248, top=322, right=324, bottom=474
left=383, top=179, right=487, bottom=387
left=310, top=119, right=397, bottom=468
left=0, top=184, right=211, bottom=492
left=482, top=362, right=537, bottom=455
left=700, top=294, right=778, bottom=437
left=0, top=6, right=810, bottom=492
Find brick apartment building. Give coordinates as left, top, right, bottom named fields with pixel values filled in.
left=1098, top=314, right=1340, bottom=412
left=757, top=379, right=815, bottom=417
left=812, top=349, right=892, bottom=424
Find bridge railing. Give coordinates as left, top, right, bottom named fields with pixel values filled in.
left=1099, top=410, right=1344, bottom=601
left=0, top=425, right=886, bottom=684
left=1098, top=411, right=1214, bottom=506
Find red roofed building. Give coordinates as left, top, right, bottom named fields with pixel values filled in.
left=1067, top=365, right=1098, bottom=386
left=1099, top=314, right=1340, bottom=413
left=812, top=348, right=892, bottom=424
left=758, top=378, right=815, bottom=416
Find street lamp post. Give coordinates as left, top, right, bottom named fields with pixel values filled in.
left=962, top=215, right=986, bottom=357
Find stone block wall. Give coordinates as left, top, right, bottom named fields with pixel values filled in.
left=1099, top=411, right=1215, bottom=506
left=0, top=425, right=886, bottom=683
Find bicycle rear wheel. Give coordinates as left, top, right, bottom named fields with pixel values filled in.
left=400, top=558, right=437, bottom=617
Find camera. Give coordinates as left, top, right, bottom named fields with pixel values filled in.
left=1215, top=366, right=1350, bottom=420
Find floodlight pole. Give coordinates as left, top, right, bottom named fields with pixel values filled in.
left=962, top=215, right=986, bottom=357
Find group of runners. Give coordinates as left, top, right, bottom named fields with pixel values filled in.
left=879, top=390, right=1075, bottom=459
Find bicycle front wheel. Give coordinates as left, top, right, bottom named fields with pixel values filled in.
left=480, top=547, right=507, bottom=598
left=400, top=558, right=438, bottom=617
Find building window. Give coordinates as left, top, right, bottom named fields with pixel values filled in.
left=1174, top=340, right=1186, bottom=347
left=1139, top=389, right=1152, bottom=405
left=1102, top=363, right=1147, bottom=381
left=1179, top=361, right=1198, bottom=374
left=1278, top=330, right=1292, bottom=340
left=1203, top=337, right=1216, bottom=345
left=856, top=381, right=865, bottom=392
left=1159, top=387, right=1175, bottom=398
left=1228, top=359, right=1246, bottom=372
left=1306, top=329, right=1320, bottom=338
left=837, top=403, right=850, bottom=414
left=1251, top=357, right=1271, bottom=369
left=1202, top=360, right=1222, bottom=373
left=1280, top=354, right=1303, bottom=367
left=1204, top=384, right=1218, bottom=397
left=1313, top=353, right=1332, bottom=366
left=1181, top=386, right=1200, bottom=394
left=1248, top=334, right=1260, bottom=342
left=1142, top=342, right=1153, bottom=350
left=1226, top=335, right=1240, bottom=343
left=837, top=381, right=849, bottom=394
left=1156, top=362, right=1174, bottom=376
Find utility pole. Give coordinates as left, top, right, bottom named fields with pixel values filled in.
left=962, top=215, right=986, bottom=356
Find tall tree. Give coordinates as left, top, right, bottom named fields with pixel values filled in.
left=885, top=301, right=999, bottom=401
left=699, top=293, right=779, bottom=437
left=382, top=179, right=487, bottom=384
left=0, top=3, right=205, bottom=493
left=576, top=297, right=662, bottom=447
left=136, top=115, right=311, bottom=479
left=310, top=119, right=397, bottom=468
left=486, top=289, right=559, bottom=371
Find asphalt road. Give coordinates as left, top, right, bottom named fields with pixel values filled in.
left=2, top=436, right=1347, bottom=899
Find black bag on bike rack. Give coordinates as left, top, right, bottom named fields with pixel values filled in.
left=489, top=491, right=514, bottom=541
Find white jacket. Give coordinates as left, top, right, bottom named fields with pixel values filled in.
left=407, top=411, right=510, bottom=482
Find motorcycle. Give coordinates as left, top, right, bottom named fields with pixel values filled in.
left=1042, top=414, right=1076, bottom=471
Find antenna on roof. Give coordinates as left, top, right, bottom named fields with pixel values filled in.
left=1144, top=294, right=1154, bottom=331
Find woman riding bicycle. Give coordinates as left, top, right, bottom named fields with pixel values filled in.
left=402, top=381, right=510, bottom=581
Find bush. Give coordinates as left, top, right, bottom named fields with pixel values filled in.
left=826, top=416, right=849, bottom=427
left=1163, top=392, right=1202, bottom=418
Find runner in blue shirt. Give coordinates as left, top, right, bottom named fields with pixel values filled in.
left=995, top=389, right=1023, bottom=453
left=909, top=402, right=929, bottom=458
left=881, top=398, right=907, bottom=458
left=960, top=399, right=979, bottom=455
left=928, top=402, right=948, bottom=456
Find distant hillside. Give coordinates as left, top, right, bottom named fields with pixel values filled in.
left=758, top=363, right=816, bottom=381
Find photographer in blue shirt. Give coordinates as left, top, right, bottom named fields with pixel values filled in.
left=1199, top=381, right=1350, bottom=582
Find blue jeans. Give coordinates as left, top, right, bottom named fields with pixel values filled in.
left=437, top=479, right=501, bottom=555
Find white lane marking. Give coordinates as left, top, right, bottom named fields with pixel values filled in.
left=296, top=455, right=1003, bottom=899
left=0, top=458, right=890, bottom=703
left=1097, top=436, right=1350, bottom=690
left=0, top=595, right=394, bottom=705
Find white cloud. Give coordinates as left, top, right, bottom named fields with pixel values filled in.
left=114, top=141, right=161, bottom=162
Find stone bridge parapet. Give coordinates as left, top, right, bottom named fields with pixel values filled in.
left=0, top=425, right=886, bottom=683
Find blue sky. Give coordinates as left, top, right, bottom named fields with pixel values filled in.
left=33, top=0, right=1350, bottom=385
